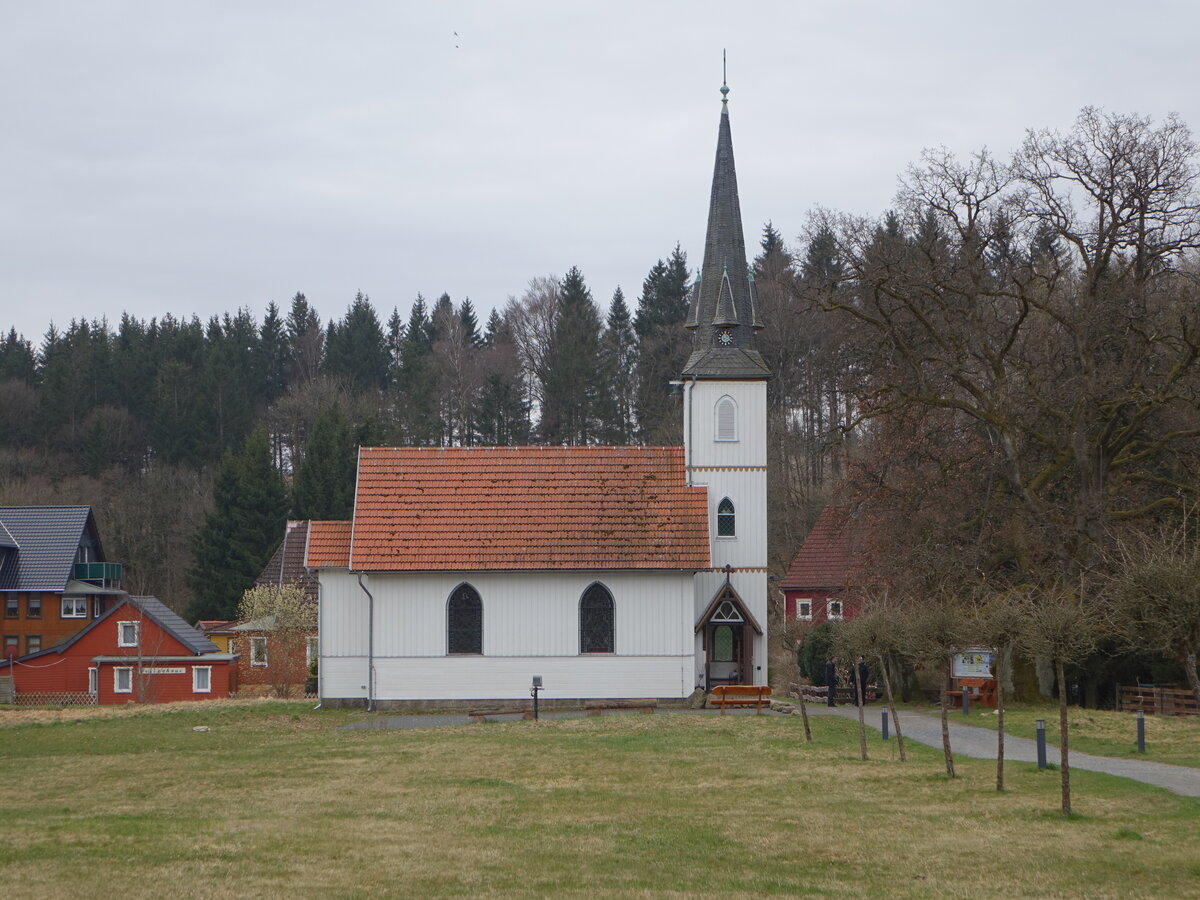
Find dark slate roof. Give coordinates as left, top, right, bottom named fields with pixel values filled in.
left=255, top=520, right=319, bottom=602
left=0, top=507, right=97, bottom=592
left=133, top=596, right=220, bottom=654
left=682, top=84, right=769, bottom=380
left=16, top=594, right=219, bottom=660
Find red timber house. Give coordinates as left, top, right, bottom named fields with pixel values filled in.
left=780, top=507, right=866, bottom=625
left=1, top=594, right=237, bottom=704
left=1, top=506, right=128, bottom=661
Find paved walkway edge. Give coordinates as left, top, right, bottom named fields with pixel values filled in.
left=807, top=705, right=1200, bottom=798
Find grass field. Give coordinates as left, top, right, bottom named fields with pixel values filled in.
left=1, top=701, right=1197, bottom=898
left=904, top=701, right=1200, bottom=769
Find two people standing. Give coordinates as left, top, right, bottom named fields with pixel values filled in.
left=825, top=655, right=870, bottom=707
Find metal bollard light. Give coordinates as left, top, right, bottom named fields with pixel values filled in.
left=1137, top=709, right=1146, bottom=753
left=1035, top=718, right=1047, bottom=769
left=881, top=708, right=889, bottom=740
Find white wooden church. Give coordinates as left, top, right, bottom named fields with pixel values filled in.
left=307, top=83, right=770, bottom=706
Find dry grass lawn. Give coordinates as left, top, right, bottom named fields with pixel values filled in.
left=0, top=702, right=1197, bottom=898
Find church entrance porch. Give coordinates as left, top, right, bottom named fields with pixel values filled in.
left=697, top=579, right=763, bottom=691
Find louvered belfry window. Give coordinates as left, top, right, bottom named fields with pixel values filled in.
left=717, top=498, right=736, bottom=537
left=580, top=583, right=615, bottom=654
left=716, top=396, right=737, bottom=441
left=447, top=584, right=483, bottom=654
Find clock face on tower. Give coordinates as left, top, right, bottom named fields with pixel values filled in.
left=717, top=330, right=734, bottom=346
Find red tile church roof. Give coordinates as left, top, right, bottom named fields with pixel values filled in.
left=341, top=446, right=709, bottom=572
left=306, top=521, right=352, bottom=568
left=779, top=506, right=862, bottom=591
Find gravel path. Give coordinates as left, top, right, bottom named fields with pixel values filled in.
left=808, top=704, right=1200, bottom=797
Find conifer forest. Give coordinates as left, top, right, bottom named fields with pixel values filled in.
left=4, top=107, right=1200, bottom=705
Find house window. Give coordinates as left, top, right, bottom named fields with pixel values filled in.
left=828, top=600, right=844, bottom=621
left=114, top=666, right=133, bottom=693
left=228, top=638, right=237, bottom=656
left=4, top=595, right=17, bottom=618
left=26, top=635, right=41, bottom=654
left=118, top=621, right=140, bottom=648
left=796, top=599, right=812, bottom=621
left=580, top=583, right=615, bottom=654
left=250, top=637, right=268, bottom=667
left=717, top=498, right=736, bottom=537
left=712, top=624, right=735, bottom=662
left=27, top=595, right=40, bottom=618
left=715, top=396, right=737, bottom=441
left=88, top=667, right=98, bottom=695
left=447, top=584, right=483, bottom=655
left=62, top=596, right=87, bottom=618
left=3, top=635, right=17, bottom=656
left=93, top=597, right=103, bottom=618
left=306, top=636, right=318, bottom=667
left=193, top=666, right=212, bottom=693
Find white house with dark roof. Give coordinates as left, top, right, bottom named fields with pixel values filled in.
left=306, top=84, right=769, bottom=707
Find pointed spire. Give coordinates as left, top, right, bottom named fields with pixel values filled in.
left=681, top=72, right=770, bottom=380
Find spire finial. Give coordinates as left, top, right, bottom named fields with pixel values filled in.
left=720, top=50, right=729, bottom=105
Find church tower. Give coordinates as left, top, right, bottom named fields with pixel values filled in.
left=685, top=79, right=770, bottom=690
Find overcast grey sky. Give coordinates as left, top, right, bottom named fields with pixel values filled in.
left=3, top=1, right=1199, bottom=343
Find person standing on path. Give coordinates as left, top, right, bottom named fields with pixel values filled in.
left=853, top=656, right=869, bottom=705
left=825, top=656, right=839, bottom=707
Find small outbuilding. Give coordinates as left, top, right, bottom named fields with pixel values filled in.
left=780, top=507, right=865, bottom=625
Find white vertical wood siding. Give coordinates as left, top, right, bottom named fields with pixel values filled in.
left=684, top=380, right=767, bottom=469
left=319, top=569, right=695, bottom=700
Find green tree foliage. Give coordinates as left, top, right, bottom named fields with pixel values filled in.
left=597, top=287, right=637, bottom=444
left=186, top=427, right=288, bottom=621
left=0, top=328, right=36, bottom=384
left=393, top=295, right=439, bottom=444
left=634, top=245, right=690, bottom=444
left=474, top=309, right=531, bottom=445
left=291, top=406, right=358, bottom=520
left=323, top=292, right=390, bottom=392
left=540, top=267, right=603, bottom=445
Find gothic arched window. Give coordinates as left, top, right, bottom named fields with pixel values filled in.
left=715, top=396, right=737, bottom=441
left=580, top=583, right=615, bottom=654
left=447, top=584, right=483, bottom=655
left=717, top=498, right=736, bottom=537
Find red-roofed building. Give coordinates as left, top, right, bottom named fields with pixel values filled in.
left=307, top=86, right=772, bottom=706
left=2, top=595, right=237, bottom=704
left=780, top=507, right=866, bottom=624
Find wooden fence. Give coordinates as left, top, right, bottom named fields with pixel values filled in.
left=1117, top=684, right=1199, bottom=716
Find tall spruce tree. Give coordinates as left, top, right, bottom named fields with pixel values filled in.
left=598, top=287, right=637, bottom=443
left=475, top=309, right=531, bottom=445
left=323, top=292, right=390, bottom=392
left=633, top=245, right=691, bottom=444
left=539, top=267, right=603, bottom=444
left=394, top=295, right=439, bottom=444
left=291, top=406, right=357, bottom=519
left=186, top=427, right=288, bottom=621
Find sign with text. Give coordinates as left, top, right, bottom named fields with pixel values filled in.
left=952, top=649, right=995, bottom=679
left=142, top=667, right=186, bottom=675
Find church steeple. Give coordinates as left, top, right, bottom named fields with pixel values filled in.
left=682, top=78, right=770, bottom=379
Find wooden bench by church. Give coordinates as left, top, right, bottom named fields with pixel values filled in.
left=468, top=709, right=534, bottom=723
left=947, top=677, right=997, bottom=709
left=584, top=699, right=657, bottom=717
left=710, top=684, right=772, bottom=714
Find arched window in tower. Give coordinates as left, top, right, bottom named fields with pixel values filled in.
left=447, top=583, right=483, bottom=655
left=717, top=498, right=736, bottom=537
left=715, top=396, right=737, bottom=441
left=579, top=582, right=615, bottom=654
